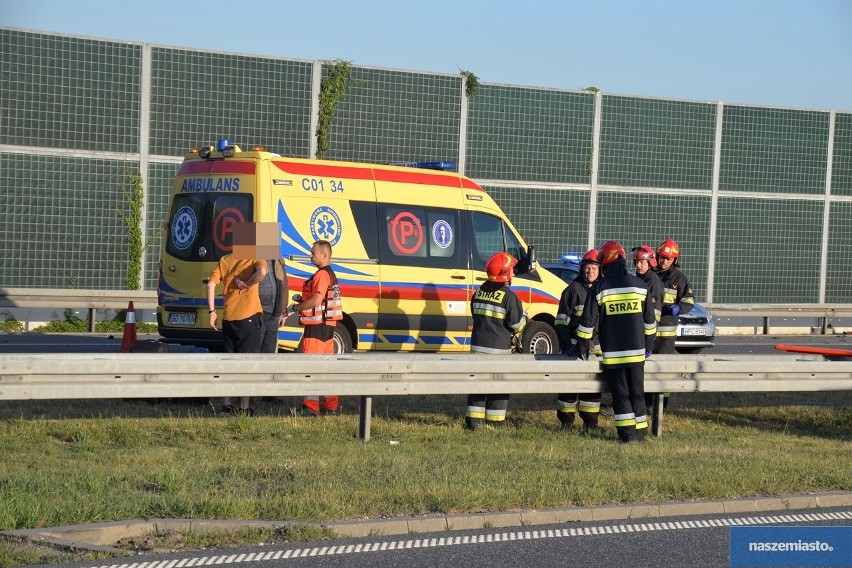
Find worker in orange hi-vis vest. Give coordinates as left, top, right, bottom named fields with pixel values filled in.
left=286, top=239, right=343, bottom=415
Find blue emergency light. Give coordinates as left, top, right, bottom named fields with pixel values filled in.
left=390, top=161, right=457, bottom=171
left=561, top=253, right=582, bottom=264
left=199, top=139, right=237, bottom=159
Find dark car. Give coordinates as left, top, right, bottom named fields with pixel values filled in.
left=540, top=255, right=715, bottom=353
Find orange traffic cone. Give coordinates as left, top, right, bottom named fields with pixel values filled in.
left=119, top=301, right=137, bottom=353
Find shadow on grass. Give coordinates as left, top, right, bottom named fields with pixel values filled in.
left=669, top=391, right=852, bottom=441
left=3, top=393, right=849, bottom=444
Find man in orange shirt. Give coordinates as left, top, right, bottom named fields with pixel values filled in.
left=207, top=222, right=272, bottom=416
left=288, top=240, right=343, bottom=415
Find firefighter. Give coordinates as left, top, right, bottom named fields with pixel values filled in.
left=655, top=239, right=694, bottom=355
left=633, top=245, right=666, bottom=413
left=632, top=245, right=663, bottom=328
left=554, top=249, right=602, bottom=429
left=576, top=241, right=656, bottom=443
left=465, top=252, right=527, bottom=430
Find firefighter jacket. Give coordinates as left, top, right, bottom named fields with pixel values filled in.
left=555, top=276, right=595, bottom=349
left=638, top=269, right=663, bottom=325
left=657, top=265, right=694, bottom=339
left=298, top=266, right=342, bottom=326
left=470, top=281, right=527, bottom=354
left=576, top=259, right=656, bottom=367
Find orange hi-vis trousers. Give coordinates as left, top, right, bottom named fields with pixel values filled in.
left=302, top=336, right=339, bottom=413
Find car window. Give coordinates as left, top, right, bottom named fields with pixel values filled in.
left=544, top=265, right=578, bottom=285
left=470, top=212, right=525, bottom=272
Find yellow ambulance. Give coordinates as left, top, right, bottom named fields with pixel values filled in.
left=157, top=140, right=567, bottom=353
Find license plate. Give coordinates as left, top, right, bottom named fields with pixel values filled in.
left=681, top=327, right=706, bottom=336
left=168, top=313, right=197, bottom=326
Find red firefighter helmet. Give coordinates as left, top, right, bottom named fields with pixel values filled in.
left=657, top=239, right=680, bottom=259
left=597, top=240, right=627, bottom=267
left=485, top=252, right=518, bottom=282
left=580, top=248, right=600, bottom=267
left=631, top=244, right=658, bottom=268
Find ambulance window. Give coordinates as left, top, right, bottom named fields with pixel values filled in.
left=470, top=212, right=522, bottom=271
left=166, top=193, right=253, bottom=261
left=504, top=230, right=523, bottom=264
left=350, top=201, right=379, bottom=260
left=379, top=205, right=461, bottom=268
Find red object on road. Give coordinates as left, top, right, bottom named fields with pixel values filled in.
left=775, top=344, right=852, bottom=359
left=119, top=301, right=137, bottom=353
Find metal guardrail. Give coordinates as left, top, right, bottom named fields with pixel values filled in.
left=2, top=289, right=851, bottom=334
left=0, top=288, right=158, bottom=332
left=1, top=353, right=849, bottom=440
left=707, top=303, right=852, bottom=334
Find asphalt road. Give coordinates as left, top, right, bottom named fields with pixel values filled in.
left=41, top=507, right=852, bottom=568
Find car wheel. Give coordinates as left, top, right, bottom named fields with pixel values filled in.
left=675, top=347, right=703, bottom=354
left=521, top=321, right=559, bottom=354
left=333, top=325, right=353, bottom=354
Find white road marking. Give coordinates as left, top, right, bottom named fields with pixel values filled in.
left=82, top=510, right=852, bottom=568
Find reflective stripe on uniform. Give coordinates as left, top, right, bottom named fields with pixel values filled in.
left=658, top=324, right=678, bottom=337
left=614, top=412, right=636, bottom=428
left=645, top=321, right=657, bottom=335
left=635, top=415, right=648, bottom=430
left=325, top=295, right=343, bottom=320
left=596, top=286, right=647, bottom=302
left=485, top=408, right=507, bottom=422
left=466, top=405, right=486, bottom=419
left=472, top=302, right=507, bottom=320
left=603, top=354, right=646, bottom=365
left=557, top=400, right=577, bottom=413
left=578, top=400, right=601, bottom=413
left=601, top=347, right=645, bottom=366
left=576, top=324, right=594, bottom=339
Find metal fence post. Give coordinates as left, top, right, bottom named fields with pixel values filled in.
left=359, top=396, right=372, bottom=441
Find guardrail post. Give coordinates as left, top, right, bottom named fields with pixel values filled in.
left=762, top=317, right=769, bottom=335
left=358, top=396, right=372, bottom=441
left=650, top=394, right=664, bottom=437
left=88, top=308, right=97, bottom=333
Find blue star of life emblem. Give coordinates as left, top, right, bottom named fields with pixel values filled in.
left=310, top=206, right=342, bottom=247
left=171, top=206, right=197, bottom=250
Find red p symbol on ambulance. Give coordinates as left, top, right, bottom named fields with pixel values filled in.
left=390, top=211, right=423, bottom=255
left=213, top=207, right=246, bottom=252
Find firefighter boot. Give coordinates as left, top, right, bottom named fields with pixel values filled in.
left=557, top=411, right=576, bottom=430
left=580, top=411, right=600, bottom=430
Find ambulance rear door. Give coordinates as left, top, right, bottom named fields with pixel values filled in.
left=158, top=159, right=256, bottom=343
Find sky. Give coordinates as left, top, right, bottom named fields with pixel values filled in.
left=2, top=0, right=851, bottom=112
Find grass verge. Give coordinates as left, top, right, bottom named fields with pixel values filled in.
left=1, top=392, right=850, bottom=566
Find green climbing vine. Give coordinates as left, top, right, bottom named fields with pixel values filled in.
left=116, top=171, right=163, bottom=290
left=587, top=143, right=596, bottom=176
left=460, top=70, right=480, bottom=97
left=316, top=59, right=360, bottom=160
